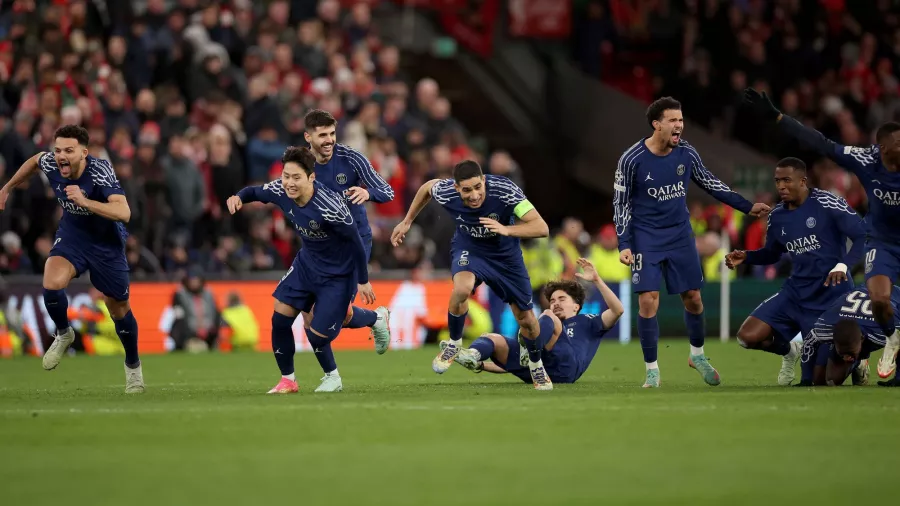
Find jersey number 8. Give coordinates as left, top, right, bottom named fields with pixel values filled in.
left=841, top=290, right=873, bottom=317
left=631, top=253, right=643, bottom=272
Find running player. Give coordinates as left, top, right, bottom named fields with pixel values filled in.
left=227, top=146, right=389, bottom=393
left=800, top=287, right=899, bottom=386
left=446, top=258, right=624, bottom=385
left=614, top=97, right=770, bottom=388
left=744, top=88, right=900, bottom=379
left=391, top=160, right=556, bottom=390
left=303, top=109, right=393, bottom=344
left=725, top=158, right=865, bottom=385
left=0, top=125, right=143, bottom=393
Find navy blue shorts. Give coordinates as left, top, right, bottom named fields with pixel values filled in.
left=450, top=247, right=533, bottom=311
left=498, top=337, right=579, bottom=384
left=631, top=241, right=703, bottom=295
left=864, top=240, right=900, bottom=282
left=50, top=240, right=130, bottom=301
left=751, top=290, right=820, bottom=341
left=274, top=257, right=356, bottom=339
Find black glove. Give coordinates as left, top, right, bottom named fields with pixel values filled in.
left=743, top=87, right=781, bottom=121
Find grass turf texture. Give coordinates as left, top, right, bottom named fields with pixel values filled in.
left=1, top=340, right=897, bottom=506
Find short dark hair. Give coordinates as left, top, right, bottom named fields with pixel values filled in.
left=452, top=160, right=483, bottom=183
left=776, top=157, right=807, bottom=174
left=875, top=122, right=900, bottom=144
left=282, top=146, right=316, bottom=175
left=542, top=280, right=587, bottom=313
left=646, top=97, right=681, bottom=128
left=833, top=318, right=863, bottom=352
left=54, top=124, right=89, bottom=146
left=304, top=109, right=337, bottom=131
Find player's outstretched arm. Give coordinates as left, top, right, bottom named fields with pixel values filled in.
left=69, top=191, right=131, bottom=223
left=391, top=179, right=439, bottom=246
left=575, top=258, right=625, bottom=329
left=229, top=182, right=279, bottom=214
left=729, top=215, right=785, bottom=267
left=685, top=144, right=766, bottom=215
left=480, top=208, right=549, bottom=239
left=743, top=88, right=871, bottom=176
left=0, top=152, right=45, bottom=210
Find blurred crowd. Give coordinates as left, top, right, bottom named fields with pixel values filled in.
left=0, top=0, right=527, bottom=277
left=574, top=0, right=899, bottom=216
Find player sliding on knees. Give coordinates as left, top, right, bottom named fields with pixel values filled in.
left=724, top=158, right=865, bottom=385
left=614, top=97, right=771, bottom=388
left=227, top=147, right=389, bottom=394
left=799, top=286, right=900, bottom=386
left=744, top=88, right=900, bottom=380
left=391, top=160, right=556, bottom=390
left=0, top=125, right=144, bottom=393
left=444, top=258, right=624, bottom=385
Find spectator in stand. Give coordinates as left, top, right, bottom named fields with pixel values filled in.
left=170, top=269, right=221, bottom=352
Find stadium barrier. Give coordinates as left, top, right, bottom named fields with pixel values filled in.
left=3, top=275, right=791, bottom=354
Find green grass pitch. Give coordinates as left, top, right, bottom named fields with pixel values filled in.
left=1, top=340, right=898, bottom=506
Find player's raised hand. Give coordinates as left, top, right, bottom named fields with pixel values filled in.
left=824, top=265, right=849, bottom=286
left=479, top=217, right=509, bottom=236
left=65, top=185, right=88, bottom=207
left=226, top=195, right=242, bottom=214
left=345, top=187, right=370, bottom=205
left=749, top=202, right=771, bottom=217
left=619, top=248, right=634, bottom=266
left=742, top=88, right=781, bottom=121
left=357, top=282, right=376, bottom=305
left=391, top=220, right=411, bottom=246
left=574, top=258, right=600, bottom=282
left=0, top=187, right=9, bottom=211
left=724, top=250, right=746, bottom=270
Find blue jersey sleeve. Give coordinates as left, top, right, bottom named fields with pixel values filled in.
left=587, top=313, right=609, bottom=337
left=685, top=145, right=753, bottom=214
left=819, top=193, right=866, bottom=268
left=237, top=180, right=282, bottom=205
left=613, top=151, right=636, bottom=251
left=744, top=213, right=786, bottom=265
left=344, top=146, right=394, bottom=203
left=89, top=159, right=126, bottom=200
left=778, top=115, right=876, bottom=177
left=317, top=189, right=369, bottom=284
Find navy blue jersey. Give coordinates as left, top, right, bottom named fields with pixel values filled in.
left=314, top=144, right=394, bottom=239
left=744, top=189, right=865, bottom=309
left=550, top=312, right=611, bottom=381
left=613, top=139, right=753, bottom=252
left=430, top=174, right=533, bottom=259
left=779, top=116, right=900, bottom=247
left=811, top=286, right=900, bottom=347
left=237, top=180, right=369, bottom=283
left=40, top=153, right=128, bottom=261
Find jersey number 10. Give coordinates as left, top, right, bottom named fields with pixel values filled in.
left=840, top=290, right=873, bottom=317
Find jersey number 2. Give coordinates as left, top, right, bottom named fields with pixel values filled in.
left=841, top=290, right=873, bottom=316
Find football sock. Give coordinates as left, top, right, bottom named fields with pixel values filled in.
left=470, top=336, right=495, bottom=361
left=764, top=336, right=792, bottom=356
left=271, top=312, right=296, bottom=376
left=42, top=288, right=70, bottom=333
left=522, top=315, right=554, bottom=363
left=448, top=311, right=467, bottom=342
left=344, top=307, right=377, bottom=328
left=638, top=315, right=659, bottom=364
left=306, top=332, right=338, bottom=374
left=685, top=310, right=705, bottom=352
left=113, top=310, right=140, bottom=368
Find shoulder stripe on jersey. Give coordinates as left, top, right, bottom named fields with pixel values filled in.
left=683, top=142, right=734, bottom=193
left=431, top=179, right=458, bottom=204
left=843, top=145, right=879, bottom=166
left=314, top=187, right=353, bottom=225
left=811, top=188, right=857, bottom=214
left=39, top=152, right=57, bottom=173
left=613, top=140, right=645, bottom=236
left=89, top=158, right=120, bottom=187
left=263, top=180, right=285, bottom=196
left=335, top=144, right=395, bottom=200
left=486, top=175, right=526, bottom=205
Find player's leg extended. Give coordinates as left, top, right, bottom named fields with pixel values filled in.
left=637, top=291, right=661, bottom=388
left=343, top=305, right=392, bottom=355
left=448, top=332, right=505, bottom=372
left=680, top=289, right=720, bottom=386
left=739, top=293, right=802, bottom=385
left=269, top=300, right=300, bottom=394
left=869, top=274, right=899, bottom=378
left=513, top=308, right=555, bottom=390
left=41, top=256, right=78, bottom=370
left=433, top=271, right=476, bottom=374
left=106, top=298, right=144, bottom=393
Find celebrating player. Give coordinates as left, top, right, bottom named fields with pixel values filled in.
left=725, top=158, right=865, bottom=385
left=614, top=97, right=771, bottom=388
left=744, top=88, right=900, bottom=379
left=304, top=109, right=393, bottom=343
left=800, top=286, right=899, bottom=386
left=227, top=147, right=389, bottom=394
left=0, top=125, right=143, bottom=393
left=445, top=258, right=624, bottom=385
left=391, top=161, right=556, bottom=390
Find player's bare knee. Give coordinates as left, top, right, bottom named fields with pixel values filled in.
left=637, top=291, right=659, bottom=316
left=343, top=306, right=353, bottom=326
left=105, top=298, right=131, bottom=320
left=681, top=290, right=703, bottom=313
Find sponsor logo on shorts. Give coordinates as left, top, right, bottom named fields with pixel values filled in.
left=632, top=272, right=640, bottom=284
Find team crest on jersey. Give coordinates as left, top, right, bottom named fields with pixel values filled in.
left=336, top=173, right=347, bottom=185
left=676, top=164, right=685, bottom=175
left=632, top=272, right=640, bottom=284
left=806, top=217, right=816, bottom=228
left=487, top=213, right=500, bottom=221
left=309, top=220, right=320, bottom=230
